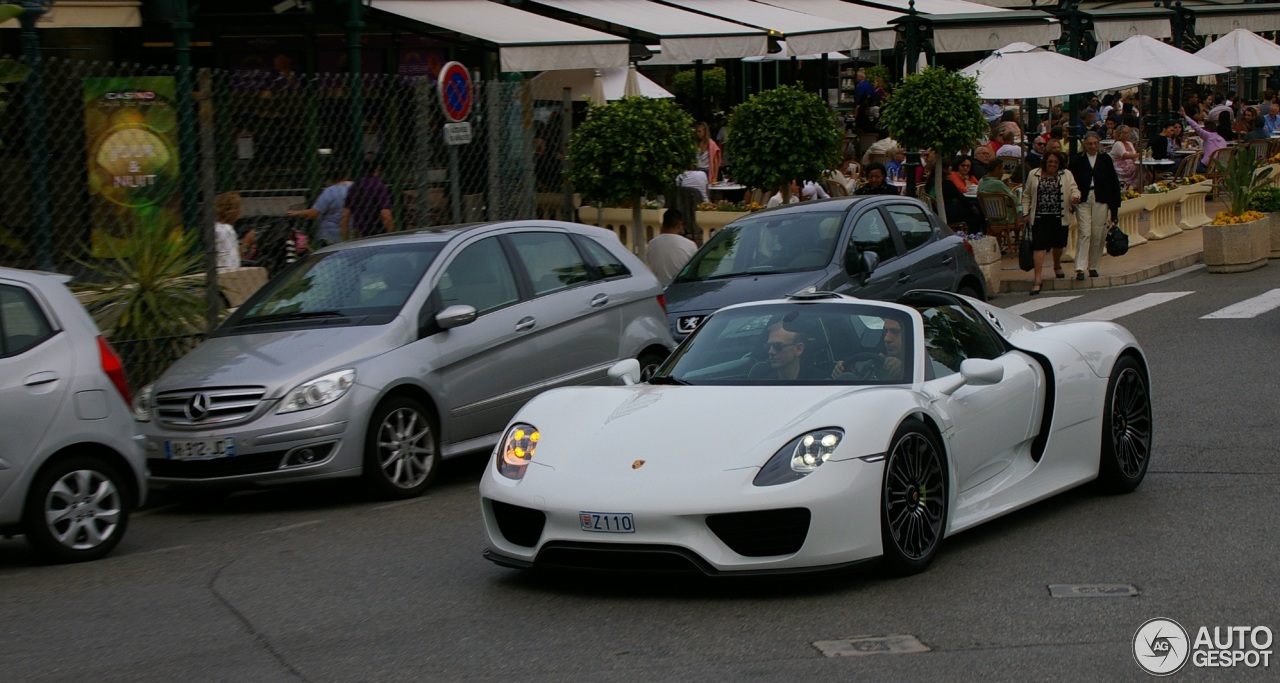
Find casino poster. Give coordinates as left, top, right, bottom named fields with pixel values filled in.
left=82, top=76, right=182, bottom=255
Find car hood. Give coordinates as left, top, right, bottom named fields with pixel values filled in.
left=516, top=384, right=898, bottom=479
left=665, top=270, right=822, bottom=316
left=154, top=321, right=407, bottom=395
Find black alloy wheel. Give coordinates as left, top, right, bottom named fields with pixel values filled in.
left=1097, top=356, right=1152, bottom=494
left=880, top=418, right=948, bottom=576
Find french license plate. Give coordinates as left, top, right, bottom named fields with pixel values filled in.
left=580, top=511, right=635, bottom=534
left=164, top=438, right=236, bottom=461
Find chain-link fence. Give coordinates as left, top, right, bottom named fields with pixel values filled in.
left=0, top=57, right=576, bottom=386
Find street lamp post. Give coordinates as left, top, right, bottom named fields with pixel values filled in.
left=896, top=0, right=928, bottom=197
left=1049, top=0, right=1091, bottom=160
left=18, top=0, right=53, bottom=270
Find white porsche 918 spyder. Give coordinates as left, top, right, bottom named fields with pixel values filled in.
left=479, top=291, right=1152, bottom=576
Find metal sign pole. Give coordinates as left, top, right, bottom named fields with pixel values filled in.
left=448, top=145, right=462, bottom=224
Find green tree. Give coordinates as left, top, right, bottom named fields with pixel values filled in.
left=727, top=85, right=842, bottom=201
left=878, top=67, right=986, bottom=225
left=568, top=96, right=695, bottom=256
left=672, top=67, right=727, bottom=103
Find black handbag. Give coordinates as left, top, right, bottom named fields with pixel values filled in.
left=1105, top=225, right=1129, bottom=257
left=1018, top=225, right=1035, bottom=271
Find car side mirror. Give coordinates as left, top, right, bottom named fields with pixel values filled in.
left=436, top=304, right=477, bottom=330
left=607, top=358, right=642, bottom=386
left=845, top=247, right=877, bottom=285
left=935, top=358, right=1004, bottom=395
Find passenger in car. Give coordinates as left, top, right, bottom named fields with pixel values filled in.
left=749, top=320, right=827, bottom=381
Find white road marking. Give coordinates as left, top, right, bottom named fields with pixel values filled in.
left=134, top=504, right=179, bottom=517
left=1201, top=289, right=1280, bottom=319
left=258, top=520, right=323, bottom=534
left=1067, top=292, right=1193, bottom=321
left=1004, top=296, right=1081, bottom=316
left=132, top=544, right=194, bottom=556
left=1121, top=263, right=1204, bottom=287
left=373, top=498, right=430, bottom=511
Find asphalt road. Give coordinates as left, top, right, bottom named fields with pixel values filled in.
left=3, top=263, right=1278, bottom=682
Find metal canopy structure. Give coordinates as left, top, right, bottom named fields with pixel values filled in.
left=370, top=0, right=629, bottom=72
left=660, top=0, right=864, bottom=54
left=527, top=0, right=770, bottom=63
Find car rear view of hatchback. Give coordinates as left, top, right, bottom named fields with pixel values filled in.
left=0, top=267, right=146, bottom=562
left=134, top=221, right=673, bottom=499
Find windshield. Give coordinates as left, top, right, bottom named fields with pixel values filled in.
left=674, top=210, right=845, bottom=282
left=232, top=241, right=443, bottom=325
left=655, top=302, right=915, bottom=386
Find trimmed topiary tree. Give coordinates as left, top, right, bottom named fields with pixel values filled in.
left=728, top=85, right=842, bottom=202
left=877, top=67, right=986, bottom=225
left=568, top=96, right=695, bottom=256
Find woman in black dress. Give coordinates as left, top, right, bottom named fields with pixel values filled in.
left=1019, top=150, right=1080, bottom=295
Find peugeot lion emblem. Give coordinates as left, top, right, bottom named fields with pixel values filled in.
left=185, top=393, right=211, bottom=421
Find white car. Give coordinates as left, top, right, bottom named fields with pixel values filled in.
left=0, top=268, right=146, bottom=562
left=479, top=291, right=1152, bottom=576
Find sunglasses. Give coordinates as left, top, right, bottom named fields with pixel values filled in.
left=766, top=342, right=797, bottom=352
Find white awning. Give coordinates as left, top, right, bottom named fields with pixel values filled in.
left=663, top=0, right=864, bottom=54
left=528, top=0, right=769, bottom=62
left=1195, top=13, right=1280, bottom=37
left=1093, top=17, right=1171, bottom=43
left=0, top=1, right=141, bottom=29
left=754, top=0, right=897, bottom=32
left=371, top=0, right=629, bottom=72
left=932, top=22, right=1059, bottom=54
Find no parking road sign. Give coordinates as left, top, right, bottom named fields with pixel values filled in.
left=438, top=61, right=473, bottom=123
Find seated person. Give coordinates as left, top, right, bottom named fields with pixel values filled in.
left=766, top=180, right=801, bottom=208
left=855, top=162, right=899, bottom=196
left=976, top=159, right=1023, bottom=219
left=831, top=317, right=906, bottom=381
left=676, top=166, right=710, bottom=203
left=748, top=320, right=827, bottom=380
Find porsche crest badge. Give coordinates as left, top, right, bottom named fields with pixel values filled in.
left=631, top=459, right=646, bottom=470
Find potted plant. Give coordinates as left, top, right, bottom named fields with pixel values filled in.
left=1247, top=185, right=1280, bottom=259
left=75, top=221, right=210, bottom=386
left=726, top=85, right=842, bottom=204
left=1203, top=151, right=1274, bottom=272
left=568, top=97, right=694, bottom=257
left=877, top=67, right=986, bottom=226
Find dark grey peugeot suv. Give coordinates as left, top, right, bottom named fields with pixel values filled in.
left=664, top=196, right=987, bottom=339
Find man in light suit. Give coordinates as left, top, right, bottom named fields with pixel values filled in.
left=1068, top=131, right=1122, bottom=279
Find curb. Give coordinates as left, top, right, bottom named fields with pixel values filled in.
left=996, top=251, right=1205, bottom=295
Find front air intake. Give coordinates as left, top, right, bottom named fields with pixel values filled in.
left=705, top=508, right=811, bottom=557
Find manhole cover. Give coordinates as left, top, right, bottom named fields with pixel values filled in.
left=1048, top=583, right=1139, bottom=598
left=813, top=635, right=930, bottom=657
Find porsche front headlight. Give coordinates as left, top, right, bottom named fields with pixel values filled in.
left=277, top=369, right=356, bottom=414
left=497, top=423, right=540, bottom=480
left=753, top=428, right=844, bottom=486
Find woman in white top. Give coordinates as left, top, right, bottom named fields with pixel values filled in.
left=214, top=192, right=242, bottom=270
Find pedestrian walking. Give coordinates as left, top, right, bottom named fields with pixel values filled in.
left=1069, top=132, right=1121, bottom=280
left=288, top=171, right=352, bottom=247
left=342, top=155, right=394, bottom=239
left=1021, top=150, right=1080, bottom=295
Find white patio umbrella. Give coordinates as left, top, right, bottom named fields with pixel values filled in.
left=959, top=42, right=1146, bottom=99
left=1088, top=35, right=1227, bottom=79
left=591, top=69, right=606, bottom=106
left=623, top=64, right=642, bottom=98
left=743, top=41, right=846, bottom=62
left=530, top=67, right=674, bottom=102
left=1195, top=28, right=1280, bottom=68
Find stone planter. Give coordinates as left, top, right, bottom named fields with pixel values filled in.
left=1203, top=218, right=1270, bottom=273
left=1144, top=191, right=1183, bottom=240
left=1116, top=196, right=1149, bottom=248
left=968, top=236, right=1001, bottom=296
left=1269, top=212, right=1280, bottom=259
left=1177, top=184, right=1213, bottom=230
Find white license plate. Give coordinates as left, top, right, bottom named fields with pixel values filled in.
left=164, top=438, right=236, bottom=461
left=580, top=511, right=635, bottom=533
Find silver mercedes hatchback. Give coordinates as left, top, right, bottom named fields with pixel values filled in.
left=134, top=221, right=673, bottom=498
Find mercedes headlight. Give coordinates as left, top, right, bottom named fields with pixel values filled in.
left=497, top=423, right=540, bottom=481
left=753, top=428, right=844, bottom=486
left=277, top=369, right=356, bottom=414
left=132, top=383, right=154, bottom=422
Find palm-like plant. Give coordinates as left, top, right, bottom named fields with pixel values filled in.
left=76, top=221, right=209, bottom=385
left=1214, top=149, right=1274, bottom=218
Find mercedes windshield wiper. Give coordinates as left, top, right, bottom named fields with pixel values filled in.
left=239, top=310, right=347, bottom=325
left=648, top=375, right=691, bottom=385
